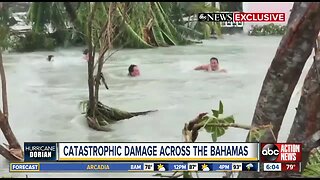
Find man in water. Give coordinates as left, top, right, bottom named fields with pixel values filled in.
left=194, top=57, right=226, bottom=72
left=128, top=64, right=140, bottom=77
left=83, top=49, right=89, bottom=61
left=81, top=49, right=109, bottom=89
left=47, top=55, right=54, bottom=62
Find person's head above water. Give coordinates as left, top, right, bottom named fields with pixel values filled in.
left=209, top=57, right=219, bottom=70
left=128, top=64, right=140, bottom=77
left=83, top=49, right=89, bottom=61
left=47, top=55, right=54, bottom=62
left=83, top=49, right=89, bottom=55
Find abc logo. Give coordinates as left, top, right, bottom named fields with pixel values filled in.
left=198, top=13, right=207, bottom=21
left=261, top=144, right=279, bottom=162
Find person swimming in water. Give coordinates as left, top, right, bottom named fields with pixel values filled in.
left=194, top=57, right=227, bottom=72
left=128, top=64, right=140, bottom=77
left=83, top=49, right=89, bottom=61
left=47, top=55, right=54, bottom=62
left=81, top=49, right=109, bottom=89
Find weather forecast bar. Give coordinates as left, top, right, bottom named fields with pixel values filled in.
left=9, top=162, right=260, bottom=172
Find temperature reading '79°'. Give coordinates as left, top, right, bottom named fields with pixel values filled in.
left=286, top=164, right=295, bottom=170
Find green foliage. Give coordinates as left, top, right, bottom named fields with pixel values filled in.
left=10, top=32, right=57, bottom=52
left=176, top=25, right=203, bottom=40
left=248, top=23, right=287, bottom=36
left=201, top=101, right=235, bottom=142
left=181, top=3, right=222, bottom=39
left=303, top=147, right=320, bottom=177
left=76, top=2, right=89, bottom=33
left=183, top=171, right=193, bottom=178
left=27, top=2, right=66, bottom=33
left=25, top=2, right=221, bottom=50
left=163, top=2, right=184, bottom=25
left=0, top=27, right=10, bottom=51
left=248, top=128, right=268, bottom=142
left=0, top=5, right=11, bottom=50
left=180, top=2, right=218, bottom=15
left=115, top=5, right=153, bottom=49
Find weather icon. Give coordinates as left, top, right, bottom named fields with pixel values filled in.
left=246, top=163, right=254, bottom=170
left=202, top=164, right=210, bottom=172
left=157, top=164, right=166, bottom=172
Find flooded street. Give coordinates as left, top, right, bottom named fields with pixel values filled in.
left=0, top=34, right=313, bottom=177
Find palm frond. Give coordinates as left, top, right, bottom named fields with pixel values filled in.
left=303, top=147, right=320, bottom=177
left=116, top=6, right=153, bottom=48
left=175, top=25, right=204, bottom=40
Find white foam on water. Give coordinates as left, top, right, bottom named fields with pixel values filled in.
left=1, top=35, right=311, bottom=178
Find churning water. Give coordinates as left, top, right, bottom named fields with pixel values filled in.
left=0, top=34, right=313, bottom=178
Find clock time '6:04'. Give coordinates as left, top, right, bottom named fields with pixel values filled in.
left=264, top=163, right=281, bottom=172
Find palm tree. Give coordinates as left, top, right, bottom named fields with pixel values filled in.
left=26, top=2, right=213, bottom=50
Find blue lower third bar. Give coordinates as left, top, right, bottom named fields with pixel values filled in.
left=212, top=163, right=232, bottom=171
left=10, top=163, right=144, bottom=172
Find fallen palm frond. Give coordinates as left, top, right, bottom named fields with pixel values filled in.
left=80, top=100, right=157, bottom=131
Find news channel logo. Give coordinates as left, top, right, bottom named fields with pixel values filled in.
left=261, top=144, right=279, bottom=162
left=197, top=12, right=243, bottom=27
left=24, top=142, right=57, bottom=162
left=198, top=13, right=207, bottom=21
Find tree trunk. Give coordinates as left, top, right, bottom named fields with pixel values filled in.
left=0, top=51, right=22, bottom=161
left=246, top=2, right=320, bottom=142
left=83, top=2, right=157, bottom=131
left=87, top=3, right=98, bottom=118
left=286, top=37, right=320, bottom=175
left=94, top=2, right=114, bottom=102
left=238, top=2, right=320, bottom=178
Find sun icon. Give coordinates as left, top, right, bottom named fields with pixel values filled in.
left=202, top=164, right=208, bottom=169
left=201, top=164, right=210, bottom=172
left=157, top=164, right=164, bottom=170
left=157, top=164, right=166, bottom=171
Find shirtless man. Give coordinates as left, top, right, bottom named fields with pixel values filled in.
left=194, top=57, right=226, bottom=72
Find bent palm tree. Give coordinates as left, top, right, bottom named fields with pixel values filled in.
left=26, top=2, right=218, bottom=49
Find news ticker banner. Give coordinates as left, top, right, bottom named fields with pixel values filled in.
left=9, top=162, right=259, bottom=173
left=24, top=142, right=259, bottom=162
left=23, top=142, right=302, bottom=163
